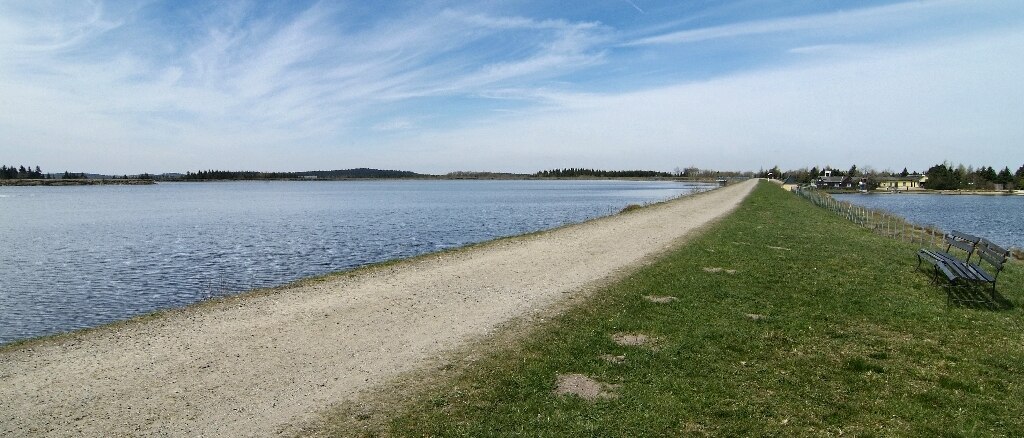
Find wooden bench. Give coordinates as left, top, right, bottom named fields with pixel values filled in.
left=917, top=231, right=979, bottom=275
left=965, top=239, right=1011, bottom=294
left=919, top=232, right=1010, bottom=305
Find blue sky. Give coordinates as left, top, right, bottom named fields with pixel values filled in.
left=1, top=0, right=1022, bottom=174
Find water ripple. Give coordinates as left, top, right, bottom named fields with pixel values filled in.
left=1, top=180, right=713, bottom=344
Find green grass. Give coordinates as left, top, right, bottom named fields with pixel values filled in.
left=316, top=182, right=1024, bottom=437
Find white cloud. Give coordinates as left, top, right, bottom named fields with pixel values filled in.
left=374, top=29, right=1024, bottom=173
left=0, top=3, right=614, bottom=172
left=624, top=0, right=965, bottom=46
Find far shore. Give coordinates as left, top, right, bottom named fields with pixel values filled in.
left=0, top=178, right=155, bottom=186
left=826, top=189, right=1023, bottom=196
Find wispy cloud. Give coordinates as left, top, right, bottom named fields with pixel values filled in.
left=0, top=2, right=613, bottom=170
left=624, top=0, right=961, bottom=46
left=623, top=0, right=645, bottom=14
left=379, top=28, right=1024, bottom=173
left=0, top=0, right=122, bottom=55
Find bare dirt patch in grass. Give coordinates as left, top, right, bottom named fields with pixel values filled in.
left=703, top=266, right=737, bottom=274
left=600, top=354, right=626, bottom=364
left=643, top=295, right=678, bottom=304
left=611, top=332, right=652, bottom=347
left=553, top=374, right=618, bottom=400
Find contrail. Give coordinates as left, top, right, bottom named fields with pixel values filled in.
left=623, top=0, right=644, bottom=13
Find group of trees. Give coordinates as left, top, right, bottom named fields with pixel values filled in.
left=923, top=163, right=1024, bottom=190
left=61, top=171, right=88, bottom=179
left=179, top=168, right=423, bottom=180
left=536, top=168, right=674, bottom=178
left=1, top=165, right=44, bottom=179
left=0, top=166, right=157, bottom=181
left=773, top=162, right=1024, bottom=191
left=181, top=170, right=295, bottom=180
left=776, top=165, right=873, bottom=184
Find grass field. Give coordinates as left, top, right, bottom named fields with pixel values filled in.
left=317, top=181, right=1023, bottom=437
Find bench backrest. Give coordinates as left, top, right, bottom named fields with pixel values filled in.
left=945, top=231, right=980, bottom=260
left=977, top=238, right=1010, bottom=272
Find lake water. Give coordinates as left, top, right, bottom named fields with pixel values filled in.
left=832, top=193, right=1024, bottom=249
left=0, top=180, right=712, bottom=345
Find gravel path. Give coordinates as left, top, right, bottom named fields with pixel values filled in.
left=1, top=179, right=756, bottom=437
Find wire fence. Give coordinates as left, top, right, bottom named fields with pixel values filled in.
left=793, top=187, right=946, bottom=249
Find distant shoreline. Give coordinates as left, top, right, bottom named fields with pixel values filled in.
left=0, top=176, right=728, bottom=185
left=828, top=189, right=1023, bottom=196
left=0, top=179, right=156, bottom=186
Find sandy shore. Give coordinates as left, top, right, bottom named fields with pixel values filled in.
left=1, top=179, right=756, bottom=437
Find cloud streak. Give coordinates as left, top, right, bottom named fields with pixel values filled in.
left=624, top=0, right=970, bottom=46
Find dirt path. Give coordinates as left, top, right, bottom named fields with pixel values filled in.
left=1, top=180, right=756, bottom=437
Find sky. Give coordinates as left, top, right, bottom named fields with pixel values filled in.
left=1, top=0, right=1022, bottom=175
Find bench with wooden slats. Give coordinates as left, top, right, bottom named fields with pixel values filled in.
left=922, top=234, right=1010, bottom=304
left=967, top=239, right=1010, bottom=294
left=917, top=230, right=979, bottom=277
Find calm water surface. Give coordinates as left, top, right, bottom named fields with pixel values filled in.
left=833, top=193, right=1024, bottom=249
left=0, top=180, right=712, bottom=344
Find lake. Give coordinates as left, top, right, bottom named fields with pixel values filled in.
left=832, top=193, right=1024, bottom=249
left=0, top=180, right=713, bottom=345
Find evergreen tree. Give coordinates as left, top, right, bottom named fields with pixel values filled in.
left=924, top=163, right=959, bottom=190
left=979, top=166, right=998, bottom=182
left=997, top=167, right=1013, bottom=185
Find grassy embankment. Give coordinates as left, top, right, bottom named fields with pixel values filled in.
left=318, top=182, right=1023, bottom=436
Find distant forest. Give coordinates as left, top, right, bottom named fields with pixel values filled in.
left=7, top=163, right=1023, bottom=189
left=535, top=168, right=674, bottom=178
left=1, top=165, right=44, bottom=179
left=0, top=165, right=152, bottom=180
left=178, top=168, right=425, bottom=180
left=771, top=162, right=1024, bottom=190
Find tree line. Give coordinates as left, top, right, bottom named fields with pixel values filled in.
left=179, top=168, right=424, bottom=180
left=773, top=163, right=1024, bottom=191
left=535, top=168, right=674, bottom=178
left=1, top=165, right=44, bottom=179
left=921, top=163, right=1024, bottom=190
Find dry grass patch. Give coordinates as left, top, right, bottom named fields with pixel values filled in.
left=553, top=373, right=618, bottom=400
left=611, top=332, right=654, bottom=347
left=703, top=266, right=737, bottom=274
left=600, top=354, right=626, bottom=364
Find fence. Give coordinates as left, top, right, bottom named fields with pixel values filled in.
left=793, top=187, right=946, bottom=249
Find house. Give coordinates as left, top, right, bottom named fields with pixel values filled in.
left=814, top=171, right=866, bottom=190
left=781, top=175, right=800, bottom=191
left=877, top=174, right=927, bottom=191
left=816, top=175, right=847, bottom=189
